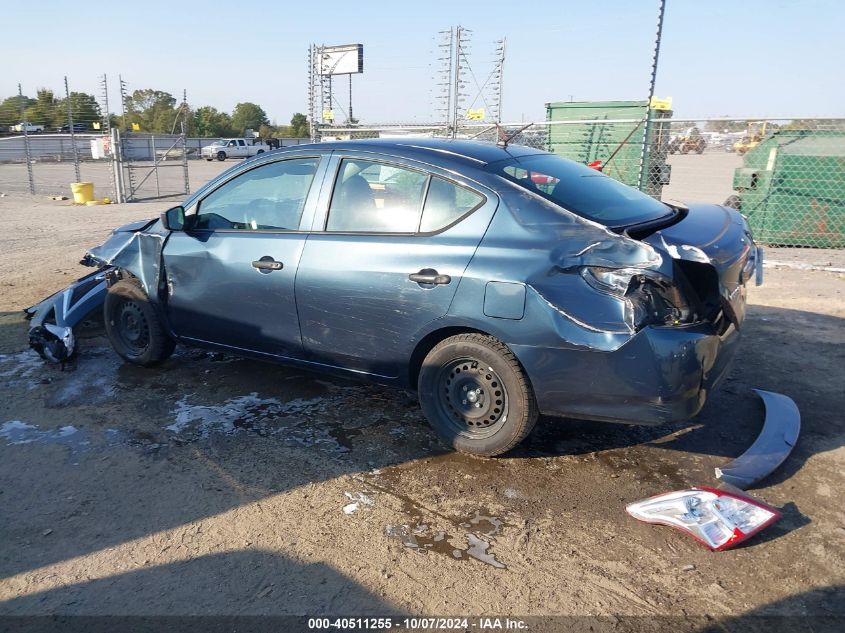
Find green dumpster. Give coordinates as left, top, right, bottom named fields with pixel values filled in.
left=731, top=130, right=845, bottom=248
left=544, top=100, right=673, bottom=198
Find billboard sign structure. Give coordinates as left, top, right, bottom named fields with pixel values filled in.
left=319, top=44, right=364, bottom=76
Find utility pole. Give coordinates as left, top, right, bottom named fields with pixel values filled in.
left=65, top=76, right=81, bottom=182
left=99, top=74, right=111, bottom=137
left=19, top=83, right=35, bottom=194
left=435, top=27, right=455, bottom=128
left=637, top=0, right=666, bottom=192
left=348, top=74, right=353, bottom=124
left=119, top=75, right=129, bottom=129
left=451, top=25, right=462, bottom=138
left=307, top=45, right=317, bottom=141
left=181, top=89, right=190, bottom=195
left=494, top=37, right=506, bottom=123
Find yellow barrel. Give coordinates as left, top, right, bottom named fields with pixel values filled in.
left=70, top=182, right=94, bottom=204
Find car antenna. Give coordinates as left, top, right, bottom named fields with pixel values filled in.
left=495, top=122, right=534, bottom=148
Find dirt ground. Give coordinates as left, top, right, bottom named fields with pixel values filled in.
left=0, top=194, right=843, bottom=629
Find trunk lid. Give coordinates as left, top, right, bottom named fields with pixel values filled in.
left=643, top=203, right=757, bottom=329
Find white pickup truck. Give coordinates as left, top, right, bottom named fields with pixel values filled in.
left=201, top=138, right=270, bottom=161
left=10, top=122, right=45, bottom=133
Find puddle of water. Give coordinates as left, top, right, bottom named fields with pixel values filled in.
left=0, top=420, right=88, bottom=450
left=159, top=380, right=431, bottom=455
left=466, top=533, right=506, bottom=569
left=163, top=390, right=383, bottom=456
left=166, top=393, right=286, bottom=435
left=385, top=509, right=507, bottom=569
left=0, top=351, right=46, bottom=389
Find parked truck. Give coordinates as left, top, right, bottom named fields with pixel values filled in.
left=201, top=138, right=270, bottom=161
left=10, top=122, right=45, bottom=133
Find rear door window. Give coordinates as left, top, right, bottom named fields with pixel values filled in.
left=419, top=177, right=484, bottom=233
left=326, top=159, right=427, bottom=233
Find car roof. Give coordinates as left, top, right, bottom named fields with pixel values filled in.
left=295, top=138, right=547, bottom=168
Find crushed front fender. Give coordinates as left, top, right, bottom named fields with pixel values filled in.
left=715, top=389, right=801, bottom=489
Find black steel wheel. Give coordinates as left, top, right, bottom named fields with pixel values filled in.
left=436, top=357, right=510, bottom=439
left=104, top=277, right=175, bottom=366
left=418, top=333, right=538, bottom=456
left=114, top=299, right=150, bottom=356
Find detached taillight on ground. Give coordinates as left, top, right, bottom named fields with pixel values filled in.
left=626, top=487, right=781, bottom=551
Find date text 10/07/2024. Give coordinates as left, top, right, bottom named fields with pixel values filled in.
left=307, top=617, right=528, bottom=630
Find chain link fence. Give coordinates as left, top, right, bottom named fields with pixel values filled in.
left=3, top=84, right=843, bottom=250
left=0, top=78, right=117, bottom=201
left=315, top=117, right=845, bottom=248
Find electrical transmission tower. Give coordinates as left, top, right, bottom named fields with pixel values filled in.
left=99, top=74, right=111, bottom=137
left=436, top=27, right=506, bottom=134
left=491, top=38, right=506, bottom=123
left=434, top=28, right=454, bottom=126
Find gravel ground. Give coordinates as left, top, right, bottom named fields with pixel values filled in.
left=0, top=194, right=843, bottom=628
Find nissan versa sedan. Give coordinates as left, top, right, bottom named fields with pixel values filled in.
left=28, top=139, right=761, bottom=456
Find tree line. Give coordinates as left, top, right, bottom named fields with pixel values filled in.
left=0, top=87, right=310, bottom=138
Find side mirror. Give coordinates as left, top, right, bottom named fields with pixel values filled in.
left=161, top=206, right=185, bottom=231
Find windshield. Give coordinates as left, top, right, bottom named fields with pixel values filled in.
left=488, top=154, right=672, bottom=227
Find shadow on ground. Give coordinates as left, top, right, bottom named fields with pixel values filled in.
left=0, top=549, right=398, bottom=616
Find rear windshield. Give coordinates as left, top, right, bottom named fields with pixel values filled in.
left=487, top=153, right=672, bottom=227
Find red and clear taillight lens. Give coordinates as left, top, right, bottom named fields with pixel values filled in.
left=626, top=487, right=781, bottom=551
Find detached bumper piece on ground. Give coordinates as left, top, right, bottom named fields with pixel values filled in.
left=715, top=389, right=802, bottom=488
left=24, top=268, right=110, bottom=364
left=627, top=389, right=800, bottom=550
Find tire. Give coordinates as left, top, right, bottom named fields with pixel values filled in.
left=104, top=278, right=175, bottom=366
left=205, top=158, right=212, bottom=161
left=256, top=149, right=265, bottom=155
left=217, top=151, right=226, bottom=161
left=418, top=333, right=538, bottom=456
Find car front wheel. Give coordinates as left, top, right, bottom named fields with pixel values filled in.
left=104, top=278, right=175, bottom=366
left=418, top=333, right=538, bottom=456
left=217, top=151, right=226, bottom=161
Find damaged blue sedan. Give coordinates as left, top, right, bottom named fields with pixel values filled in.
left=26, top=139, right=762, bottom=456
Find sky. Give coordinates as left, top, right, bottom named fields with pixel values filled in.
left=2, top=0, right=842, bottom=124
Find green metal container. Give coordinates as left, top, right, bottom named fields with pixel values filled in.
left=732, top=130, right=845, bottom=248
left=544, top=100, right=672, bottom=197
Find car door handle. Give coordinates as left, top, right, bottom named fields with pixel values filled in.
left=409, top=269, right=451, bottom=285
left=252, top=258, right=283, bottom=271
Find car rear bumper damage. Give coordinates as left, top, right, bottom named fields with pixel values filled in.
left=512, top=320, right=741, bottom=425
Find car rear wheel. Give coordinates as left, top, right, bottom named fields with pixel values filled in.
left=418, top=333, right=538, bottom=456
left=217, top=151, right=226, bottom=161
left=104, top=278, right=175, bottom=366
